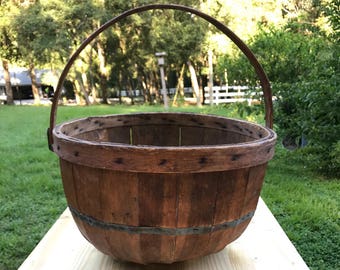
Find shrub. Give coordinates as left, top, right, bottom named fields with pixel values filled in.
left=274, top=75, right=340, bottom=177
left=217, top=26, right=339, bottom=177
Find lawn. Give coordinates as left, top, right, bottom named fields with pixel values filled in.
left=0, top=104, right=339, bottom=270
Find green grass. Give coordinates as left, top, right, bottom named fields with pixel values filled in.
left=262, top=147, right=340, bottom=269
left=0, top=104, right=339, bottom=270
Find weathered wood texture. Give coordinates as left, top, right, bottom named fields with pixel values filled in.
left=51, top=113, right=276, bottom=264
left=46, top=4, right=279, bottom=265
left=53, top=113, right=276, bottom=173
left=19, top=199, right=309, bottom=270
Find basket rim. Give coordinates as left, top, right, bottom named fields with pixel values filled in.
left=52, top=112, right=276, bottom=172
left=53, top=112, right=276, bottom=150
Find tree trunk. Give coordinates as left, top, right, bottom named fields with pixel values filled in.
left=118, top=70, right=123, bottom=104
left=172, top=64, right=185, bottom=106
left=88, top=46, right=98, bottom=104
left=139, top=72, right=149, bottom=104
left=96, top=40, right=109, bottom=104
left=127, top=74, right=135, bottom=105
left=187, top=60, right=201, bottom=107
left=142, top=79, right=149, bottom=103
left=151, top=71, right=160, bottom=103
left=81, top=71, right=93, bottom=104
left=208, top=50, right=214, bottom=106
left=2, top=59, right=14, bottom=105
left=73, top=79, right=86, bottom=105
left=139, top=68, right=152, bottom=104
left=76, top=73, right=91, bottom=105
left=224, top=68, right=229, bottom=89
left=28, top=63, right=41, bottom=104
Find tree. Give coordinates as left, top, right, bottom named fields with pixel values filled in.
left=322, top=0, right=340, bottom=41
left=2, top=60, right=13, bottom=104
left=213, top=0, right=339, bottom=176
left=13, top=1, right=61, bottom=104
left=100, top=1, right=207, bottom=105
left=3, top=0, right=336, bottom=110
left=60, top=0, right=103, bottom=104
left=224, top=26, right=339, bottom=176
left=0, top=1, right=20, bottom=105
left=148, top=6, right=208, bottom=105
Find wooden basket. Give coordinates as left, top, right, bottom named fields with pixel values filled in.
left=47, top=4, right=277, bottom=264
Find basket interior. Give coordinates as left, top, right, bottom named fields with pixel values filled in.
left=58, top=113, right=270, bottom=147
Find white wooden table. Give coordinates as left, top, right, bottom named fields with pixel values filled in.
left=19, top=198, right=309, bottom=270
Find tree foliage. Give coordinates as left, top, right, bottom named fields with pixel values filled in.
left=0, top=1, right=19, bottom=61
left=216, top=7, right=339, bottom=177
left=14, top=2, right=60, bottom=64
left=1, top=0, right=338, bottom=175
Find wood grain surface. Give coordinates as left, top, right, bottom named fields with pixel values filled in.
left=19, top=198, right=309, bottom=270
left=52, top=113, right=276, bottom=173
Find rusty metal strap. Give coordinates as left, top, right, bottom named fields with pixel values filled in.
left=69, top=205, right=254, bottom=236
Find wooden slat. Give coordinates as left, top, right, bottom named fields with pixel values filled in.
left=71, top=164, right=112, bottom=255
left=180, top=127, right=252, bottom=145
left=206, top=168, right=250, bottom=253
left=137, top=173, right=178, bottom=263
left=132, top=125, right=180, bottom=146
left=19, top=198, right=309, bottom=270
left=59, top=159, right=87, bottom=237
left=100, top=170, right=141, bottom=263
left=241, top=164, right=267, bottom=216
left=174, top=172, right=218, bottom=260
left=107, top=127, right=131, bottom=144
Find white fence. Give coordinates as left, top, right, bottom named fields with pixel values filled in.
left=204, top=85, right=261, bottom=105
left=113, top=85, right=262, bottom=105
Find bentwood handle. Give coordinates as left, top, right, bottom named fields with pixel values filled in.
left=47, top=4, right=274, bottom=151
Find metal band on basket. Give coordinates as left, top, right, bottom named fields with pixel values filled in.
left=69, top=205, right=255, bottom=235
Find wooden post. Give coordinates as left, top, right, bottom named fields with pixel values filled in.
left=155, top=52, right=169, bottom=109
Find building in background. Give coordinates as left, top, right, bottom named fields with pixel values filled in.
left=0, top=67, right=54, bottom=101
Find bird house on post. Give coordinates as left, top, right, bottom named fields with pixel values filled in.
left=155, top=52, right=168, bottom=109
left=155, top=51, right=166, bottom=66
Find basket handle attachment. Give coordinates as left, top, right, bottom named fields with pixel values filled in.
left=48, top=4, right=273, bottom=151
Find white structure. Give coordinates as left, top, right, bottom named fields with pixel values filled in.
left=0, top=67, right=53, bottom=100
left=204, top=85, right=262, bottom=105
